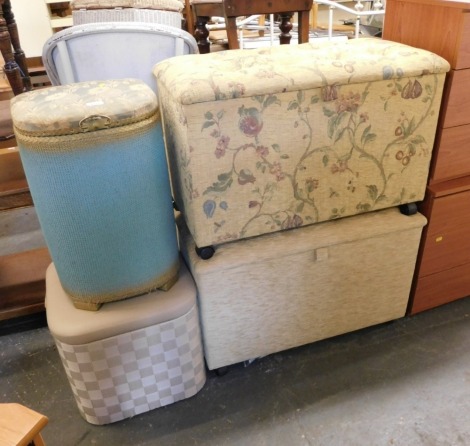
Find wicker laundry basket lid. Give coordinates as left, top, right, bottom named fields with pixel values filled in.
left=70, top=0, right=184, bottom=11
left=11, top=78, right=158, bottom=137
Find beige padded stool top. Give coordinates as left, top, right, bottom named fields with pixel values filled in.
left=46, top=261, right=196, bottom=345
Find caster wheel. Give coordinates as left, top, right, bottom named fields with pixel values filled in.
left=399, top=202, right=418, bottom=216
left=172, top=199, right=179, bottom=211
left=195, top=245, right=215, bottom=260
left=215, top=366, right=229, bottom=377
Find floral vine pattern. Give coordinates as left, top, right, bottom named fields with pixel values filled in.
left=155, top=39, right=449, bottom=247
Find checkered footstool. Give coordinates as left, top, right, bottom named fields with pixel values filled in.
left=45, top=261, right=206, bottom=425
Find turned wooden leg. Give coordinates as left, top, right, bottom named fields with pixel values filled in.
left=298, top=10, right=310, bottom=43
left=0, top=7, right=23, bottom=95
left=194, top=15, right=211, bottom=54
left=279, top=12, right=294, bottom=45
left=3, top=0, right=31, bottom=91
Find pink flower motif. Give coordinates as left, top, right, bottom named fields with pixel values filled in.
left=270, top=162, right=285, bottom=181
left=281, top=214, right=304, bottom=230
left=238, top=107, right=263, bottom=138
left=214, top=135, right=230, bottom=158
left=335, top=92, right=361, bottom=113
left=306, top=177, right=319, bottom=192
left=256, top=145, right=269, bottom=157
left=215, top=146, right=225, bottom=158
left=239, top=115, right=263, bottom=137
left=331, top=160, right=348, bottom=173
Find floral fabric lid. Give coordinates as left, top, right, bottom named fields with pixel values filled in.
left=11, top=78, right=158, bottom=137
left=154, top=38, right=451, bottom=106
left=70, top=0, right=184, bottom=11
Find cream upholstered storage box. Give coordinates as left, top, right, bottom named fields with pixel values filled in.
left=71, top=0, right=183, bottom=28
left=46, top=261, right=206, bottom=425
left=155, top=38, right=449, bottom=249
left=179, top=207, right=427, bottom=371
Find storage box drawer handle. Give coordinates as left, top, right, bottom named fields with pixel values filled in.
left=314, top=247, right=329, bottom=262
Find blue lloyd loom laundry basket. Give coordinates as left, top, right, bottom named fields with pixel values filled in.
left=11, top=78, right=179, bottom=310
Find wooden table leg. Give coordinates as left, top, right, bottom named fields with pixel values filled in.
left=194, top=14, right=211, bottom=53
left=0, top=0, right=28, bottom=95
left=3, top=0, right=31, bottom=91
left=279, top=12, right=294, bottom=44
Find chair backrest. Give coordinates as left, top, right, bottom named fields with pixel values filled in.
left=222, top=0, right=313, bottom=49
left=42, top=22, right=198, bottom=94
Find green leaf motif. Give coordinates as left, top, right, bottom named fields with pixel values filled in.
left=411, top=135, right=425, bottom=145
left=238, top=169, right=256, bottom=185
left=407, top=117, right=416, bottom=135
left=323, top=107, right=335, bottom=118
left=363, top=133, right=377, bottom=145
left=203, top=172, right=233, bottom=194
left=311, top=96, right=320, bottom=104
left=288, top=101, right=299, bottom=110
left=367, top=184, right=378, bottom=201
left=322, top=154, right=329, bottom=167
left=297, top=90, right=305, bottom=103
left=327, top=117, right=336, bottom=139
left=264, top=95, right=279, bottom=108
left=361, top=125, right=371, bottom=144
left=204, top=111, right=214, bottom=120
left=272, top=144, right=281, bottom=153
left=376, top=194, right=388, bottom=203
left=202, top=121, right=215, bottom=131
left=356, top=202, right=372, bottom=212
left=280, top=154, right=290, bottom=159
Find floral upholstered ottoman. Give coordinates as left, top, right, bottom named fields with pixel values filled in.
left=154, top=38, right=449, bottom=250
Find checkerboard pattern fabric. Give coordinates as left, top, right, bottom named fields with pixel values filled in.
left=55, top=304, right=206, bottom=425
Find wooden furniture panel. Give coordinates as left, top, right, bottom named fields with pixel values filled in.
left=430, top=124, right=470, bottom=183
left=383, top=1, right=467, bottom=69
left=44, top=0, right=72, bottom=31
left=0, top=247, right=51, bottom=320
left=0, top=147, right=32, bottom=210
left=384, top=0, right=470, bottom=314
left=411, top=261, right=470, bottom=314
left=418, top=187, right=470, bottom=277
left=0, top=403, right=48, bottom=446
left=440, top=69, right=470, bottom=128
left=457, top=13, right=470, bottom=69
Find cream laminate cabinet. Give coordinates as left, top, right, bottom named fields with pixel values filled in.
left=383, top=0, right=470, bottom=314
left=10, top=1, right=72, bottom=58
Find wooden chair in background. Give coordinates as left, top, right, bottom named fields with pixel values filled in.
left=188, top=0, right=313, bottom=53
